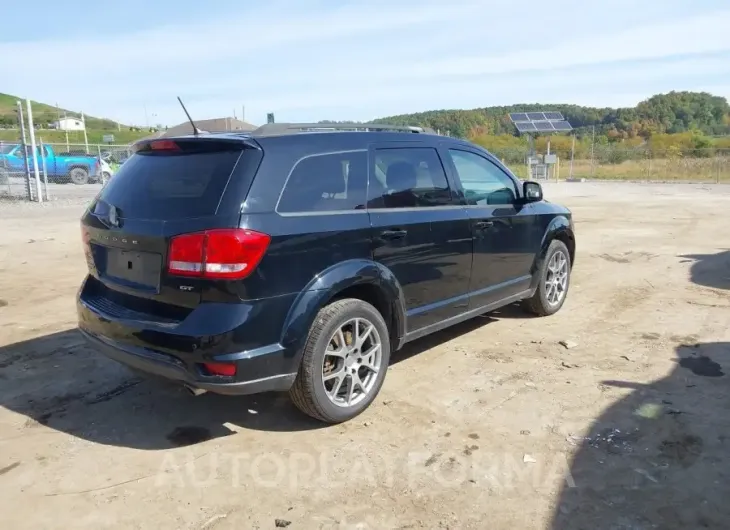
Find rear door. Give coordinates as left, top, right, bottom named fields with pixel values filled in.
left=81, top=138, right=260, bottom=312
left=368, top=142, right=472, bottom=333
left=443, top=147, right=538, bottom=308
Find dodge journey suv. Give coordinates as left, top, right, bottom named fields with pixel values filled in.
left=77, top=122, right=575, bottom=423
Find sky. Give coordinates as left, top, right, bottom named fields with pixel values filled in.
left=2, top=0, right=730, bottom=127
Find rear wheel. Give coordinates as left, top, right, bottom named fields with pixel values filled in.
left=289, top=298, right=390, bottom=423
left=69, top=167, right=89, bottom=185
left=523, top=239, right=571, bottom=316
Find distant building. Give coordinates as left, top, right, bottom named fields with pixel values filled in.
left=143, top=117, right=257, bottom=139
left=53, top=117, right=85, bottom=131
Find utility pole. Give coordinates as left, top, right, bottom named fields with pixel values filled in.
left=569, top=135, right=575, bottom=179
left=26, top=99, right=42, bottom=203
left=590, top=125, right=596, bottom=177
left=63, top=111, right=69, bottom=151
left=17, top=101, right=32, bottom=200
left=40, top=138, right=49, bottom=201
left=82, top=111, right=89, bottom=153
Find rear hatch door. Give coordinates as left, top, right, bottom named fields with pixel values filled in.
left=81, top=137, right=261, bottom=317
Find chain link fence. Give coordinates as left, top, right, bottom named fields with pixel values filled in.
left=3, top=98, right=730, bottom=205
left=3, top=143, right=728, bottom=205
left=488, top=147, right=730, bottom=183
left=1, top=141, right=133, bottom=203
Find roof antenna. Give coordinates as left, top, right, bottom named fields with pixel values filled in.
left=177, top=96, right=205, bottom=135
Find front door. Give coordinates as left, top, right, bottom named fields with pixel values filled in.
left=368, top=142, right=472, bottom=333
left=444, top=148, right=538, bottom=309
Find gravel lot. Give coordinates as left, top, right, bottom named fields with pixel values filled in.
left=1, top=182, right=729, bottom=529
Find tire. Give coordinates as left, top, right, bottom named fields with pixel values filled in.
left=69, top=167, right=89, bottom=185
left=523, top=239, right=572, bottom=316
left=289, top=298, right=391, bottom=423
left=0, top=167, right=8, bottom=185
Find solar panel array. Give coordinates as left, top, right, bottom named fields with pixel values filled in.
left=509, top=112, right=529, bottom=122
left=509, top=111, right=564, bottom=122
left=552, top=121, right=573, bottom=131
left=508, top=110, right=572, bottom=134
left=515, top=122, right=537, bottom=133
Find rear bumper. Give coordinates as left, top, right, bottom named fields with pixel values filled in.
left=76, top=278, right=300, bottom=396
left=79, top=330, right=296, bottom=395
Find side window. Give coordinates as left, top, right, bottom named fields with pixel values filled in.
left=448, top=149, right=517, bottom=206
left=277, top=151, right=367, bottom=213
left=368, top=147, right=452, bottom=209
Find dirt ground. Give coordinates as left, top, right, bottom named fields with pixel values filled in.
left=1, top=182, right=729, bottom=529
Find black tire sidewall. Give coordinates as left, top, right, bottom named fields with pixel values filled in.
left=536, top=241, right=571, bottom=315
left=307, top=301, right=390, bottom=422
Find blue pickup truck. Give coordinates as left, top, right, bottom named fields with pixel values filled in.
left=0, top=144, right=101, bottom=185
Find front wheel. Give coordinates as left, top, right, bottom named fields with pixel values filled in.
left=289, top=298, right=391, bottom=423
left=523, top=240, right=571, bottom=316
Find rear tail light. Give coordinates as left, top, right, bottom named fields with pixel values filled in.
left=201, top=362, right=237, bottom=377
left=168, top=229, right=270, bottom=280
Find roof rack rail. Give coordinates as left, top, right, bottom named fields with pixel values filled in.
left=250, top=122, right=435, bottom=136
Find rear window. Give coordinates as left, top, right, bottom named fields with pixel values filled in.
left=97, top=143, right=243, bottom=220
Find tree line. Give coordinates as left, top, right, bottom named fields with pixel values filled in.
left=373, top=91, right=730, bottom=161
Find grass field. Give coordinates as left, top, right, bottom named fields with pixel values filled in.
left=504, top=156, right=730, bottom=182
left=0, top=128, right=149, bottom=145
left=0, top=93, right=127, bottom=131
left=0, top=92, right=150, bottom=145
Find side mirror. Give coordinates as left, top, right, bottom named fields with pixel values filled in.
left=523, top=181, right=543, bottom=202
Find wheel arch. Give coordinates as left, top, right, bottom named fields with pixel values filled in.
left=530, top=216, right=575, bottom=289
left=280, top=259, right=407, bottom=366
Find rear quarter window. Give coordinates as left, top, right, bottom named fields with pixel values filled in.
left=277, top=150, right=368, bottom=213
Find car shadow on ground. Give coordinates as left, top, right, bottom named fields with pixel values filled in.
left=0, top=312, right=503, bottom=451
left=551, top=341, right=730, bottom=529
left=680, top=250, right=730, bottom=290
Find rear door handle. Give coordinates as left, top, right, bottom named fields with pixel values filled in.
left=380, top=229, right=408, bottom=240
left=474, top=220, right=494, bottom=230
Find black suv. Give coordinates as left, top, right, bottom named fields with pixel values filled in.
left=78, top=123, right=575, bottom=423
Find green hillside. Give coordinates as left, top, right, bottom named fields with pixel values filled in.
left=2, top=90, right=729, bottom=150
left=0, top=92, right=151, bottom=145
left=0, top=92, right=123, bottom=130
left=374, top=91, right=730, bottom=141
